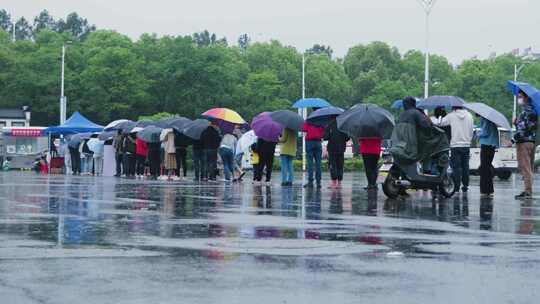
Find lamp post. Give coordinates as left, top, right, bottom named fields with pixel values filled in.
left=417, top=0, right=437, bottom=98
left=301, top=53, right=306, bottom=171
left=11, top=22, right=15, bottom=42
left=60, top=42, right=71, bottom=124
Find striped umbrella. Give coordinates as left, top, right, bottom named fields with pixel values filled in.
left=202, top=108, right=246, bottom=124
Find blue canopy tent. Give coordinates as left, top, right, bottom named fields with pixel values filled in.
left=44, top=112, right=104, bottom=135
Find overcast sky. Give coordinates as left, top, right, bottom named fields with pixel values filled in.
left=3, top=0, right=539, bottom=63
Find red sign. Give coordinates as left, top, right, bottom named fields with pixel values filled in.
left=10, top=128, right=44, bottom=137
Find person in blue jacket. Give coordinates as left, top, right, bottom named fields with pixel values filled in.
left=478, top=117, right=499, bottom=197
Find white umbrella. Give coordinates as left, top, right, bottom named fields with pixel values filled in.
left=104, top=119, right=130, bottom=131
left=87, top=138, right=104, bottom=155
left=236, top=130, right=257, bottom=155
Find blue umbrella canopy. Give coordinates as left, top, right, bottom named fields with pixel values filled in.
left=307, top=107, right=344, bottom=126
left=293, top=98, right=331, bottom=109
left=391, top=98, right=423, bottom=110
left=464, top=103, right=511, bottom=130
left=507, top=81, right=540, bottom=114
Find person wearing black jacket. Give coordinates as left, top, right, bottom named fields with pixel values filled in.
left=148, top=142, right=161, bottom=180
left=174, top=130, right=191, bottom=179
left=123, top=133, right=137, bottom=177
left=192, top=139, right=203, bottom=181
left=200, top=123, right=222, bottom=181
left=324, top=119, right=350, bottom=188
left=254, top=138, right=277, bottom=184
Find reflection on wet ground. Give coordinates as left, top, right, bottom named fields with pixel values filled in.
left=0, top=171, right=539, bottom=304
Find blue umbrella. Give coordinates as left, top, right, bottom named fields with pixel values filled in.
left=419, top=96, right=465, bottom=109
left=392, top=98, right=422, bottom=109
left=293, top=98, right=331, bottom=109
left=464, top=103, right=511, bottom=129
left=307, top=107, right=344, bottom=126
left=507, top=81, right=540, bottom=114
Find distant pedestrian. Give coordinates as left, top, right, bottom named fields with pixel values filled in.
left=201, top=123, right=222, bottom=181
left=514, top=90, right=538, bottom=199
left=324, top=119, right=349, bottom=188
left=163, top=130, right=177, bottom=180
left=192, top=139, right=203, bottom=182
left=359, top=138, right=382, bottom=190
left=174, top=130, right=191, bottom=179
left=302, top=121, right=325, bottom=188
left=148, top=142, right=161, bottom=180
left=136, top=137, right=148, bottom=178
left=113, top=131, right=124, bottom=177
left=123, top=133, right=137, bottom=177
left=279, top=128, right=297, bottom=186
left=439, top=106, right=474, bottom=193
left=254, top=138, right=277, bottom=185
left=478, top=117, right=499, bottom=197
left=219, top=133, right=237, bottom=181
left=69, top=142, right=81, bottom=175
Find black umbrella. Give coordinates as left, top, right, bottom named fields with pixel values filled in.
left=182, top=119, right=210, bottom=140
left=167, top=117, right=192, bottom=132
left=121, top=121, right=138, bottom=134
left=98, top=130, right=117, bottom=141
left=419, top=95, right=465, bottom=109
left=337, top=104, right=395, bottom=139
left=136, top=126, right=163, bottom=143
left=269, top=110, right=304, bottom=131
left=307, top=107, right=344, bottom=126
left=135, top=120, right=154, bottom=128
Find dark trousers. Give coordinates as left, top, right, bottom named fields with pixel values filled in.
left=255, top=150, right=274, bottom=182
left=115, top=153, right=123, bottom=176
left=193, top=148, right=203, bottom=180
left=124, top=153, right=136, bottom=176
left=450, top=147, right=470, bottom=191
left=175, top=148, right=187, bottom=177
left=136, top=155, right=146, bottom=175
left=480, top=145, right=496, bottom=194
left=329, top=152, right=345, bottom=181
left=69, top=147, right=81, bottom=174
left=148, top=150, right=160, bottom=178
left=203, top=149, right=218, bottom=180
left=306, top=141, right=322, bottom=184
left=362, top=153, right=380, bottom=186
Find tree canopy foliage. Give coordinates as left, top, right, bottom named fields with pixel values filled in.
left=0, top=10, right=539, bottom=127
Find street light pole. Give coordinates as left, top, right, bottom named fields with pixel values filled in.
left=12, top=22, right=15, bottom=42
left=301, top=53, right=307, bottom=171
left=60, top=44, right=66, bottom=124
left=417, top=0, right=437, bottom=98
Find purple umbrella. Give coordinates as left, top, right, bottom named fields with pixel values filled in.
left=251, top=112, right=283, bottom=142
left=215, top=119, right=236, bottom=134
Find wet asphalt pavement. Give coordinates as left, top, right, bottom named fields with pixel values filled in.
left=0, top=171, right=539, bottom=304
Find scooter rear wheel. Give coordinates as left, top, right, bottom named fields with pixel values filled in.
left=439, top=174, right=456, bottom=198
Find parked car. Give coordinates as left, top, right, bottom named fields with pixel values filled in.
left=469, top=128, right=516, bottom=180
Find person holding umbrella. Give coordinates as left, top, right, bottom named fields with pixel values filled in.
left=324, top=119, right=349, bottom=188
left=113, top=130, right=124, bottom=177
left=464, top=102, right=511, bottom=197
left=254, top=137, right=277, bottom=185
left=136, top=136, right=148, bottom=178
left=359, top=138, right=382, bottom=190
left=439, top=105, right=474, bottom=193
left=513, top=90, right=538, bottom=199
left=478, top=116, right=499, bottom=197
left=200, top=122, right=222, bottom=181
left=302, top=121, right=325, bottom=188
left=219, top=132, right=238, bottom=182
left=279, top=128, right=297, bottom=186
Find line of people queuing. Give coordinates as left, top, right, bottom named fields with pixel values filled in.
left=57, top=90, right=536, bottom=199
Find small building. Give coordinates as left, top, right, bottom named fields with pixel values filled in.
left=0, top=106, right=31, bottom=128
